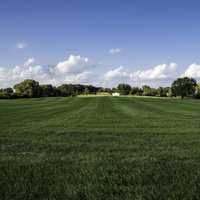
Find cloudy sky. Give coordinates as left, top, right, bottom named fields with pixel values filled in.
left=1, top=0, right=200, bottom=88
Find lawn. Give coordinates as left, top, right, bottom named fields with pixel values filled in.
left=1, top=96, right=200, bottom=199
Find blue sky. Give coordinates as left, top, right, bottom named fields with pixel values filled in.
left=1, top=0, right=200, bottom=88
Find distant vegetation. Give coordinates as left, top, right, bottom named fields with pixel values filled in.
left=0, top=77, right=199, bottom=99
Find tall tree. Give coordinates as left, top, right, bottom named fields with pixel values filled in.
left=130, top=87, right=143, bottom=96
left=39, top=84, right=57, bottom=97
left=171, top=77, right=197, bottom=99
left=57, top=84, right=76, bottom=96
left=117, top=84, right=131, bottom=95
left=0, top=87, right=14, bottom=99
left=157, top=87, right=170, bottom=97
left=0, top=88, right=13, bottom=94
left=142, top=85, right=158, bottom=96
left=14, top=79, right=40, bottom=97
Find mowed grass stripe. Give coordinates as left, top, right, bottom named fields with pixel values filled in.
left=0, top=97, right=90, bottom=129
left=112, top=97, right=200, bottom=130
left=2, top=97, right=200, bottom=199
left=114, top=97, right=200, bottom=118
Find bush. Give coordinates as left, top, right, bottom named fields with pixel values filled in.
left=0, top=92, right=16, bottom=99
left=194, top=93, right=200, bottom=99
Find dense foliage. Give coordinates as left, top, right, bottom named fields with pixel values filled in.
left=0, top=79, right=103, bottom=98
left=171, top=77, right=197, bottom=99
left=117, top=83, right=132, bottom=95
left=14, top=79, right=40, bottom=97
left=1, top=77, right=200, bottom=99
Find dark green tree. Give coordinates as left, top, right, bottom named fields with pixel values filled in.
left=57, top=84, right=78, bottom=96
left=171, top=77, right=197, bottom=99
left=131, top=87, right=143, bottom=96
left=163, top=87, right=171, bottom=97
left=13, top=79, right=40, bottom=97
left=142, top=85, right=157, bottom=96
left=111, top=87, right=118, bottom=93
left=117, top=84, right=131, bottom=95
left=84, top=87, right=90, bottom=95
left=39, top=84, right=58, bottom=97
left=157, top=87, right=170, bottom=97
left=0, top=87, right=13, bottom=94
left=0, top=87, right=14, bottom=99
left=142, top=85, right=151, bottom=96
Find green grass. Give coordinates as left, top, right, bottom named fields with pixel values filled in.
left=1, top=96, right=200, bottom=199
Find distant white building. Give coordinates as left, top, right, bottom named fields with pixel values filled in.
left=112, top=92, right=120, bottom=96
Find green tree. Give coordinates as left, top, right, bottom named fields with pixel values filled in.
left=130, top=87, right=143, bottom=96
left=157, top=87, right=170, bottom=97
left=142, top=85, right=151, bottom=96
left=39, top=84, right=57, bottom=97
left=142, top=85, right=157, bottom=96
left=0, top=87, right=14, bottom=99
left=194, top=83, right=200, bottom=99
left=117, top=84, right=131, bottom=95
left=171, top=77, right=197, bottom=99
left=13, top=79, right=40, bottom=97
left=0, top=87, right=13, bottom=94
left=157, top=87, right=164, bottom=97
left=84, top=87, right=89, bottom=95
left=111, top=87, right=118, bottom=93
left=57, top=84, right=74, bottom=96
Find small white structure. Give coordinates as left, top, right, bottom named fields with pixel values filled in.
left=112, top=92, right=120, bottom=96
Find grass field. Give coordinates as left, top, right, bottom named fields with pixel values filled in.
left=1, top=96, right=200, bottom=199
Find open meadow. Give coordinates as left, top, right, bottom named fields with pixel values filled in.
left=1, top=96, right=200, bottom=199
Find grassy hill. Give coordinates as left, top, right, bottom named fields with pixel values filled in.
left=1, top=96, right=200, bottom=199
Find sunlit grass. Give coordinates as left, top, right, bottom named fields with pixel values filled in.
left=1, top=96, right=200, bottom=199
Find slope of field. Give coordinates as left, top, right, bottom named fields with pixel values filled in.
left=1, top=96, right=200, bottom=199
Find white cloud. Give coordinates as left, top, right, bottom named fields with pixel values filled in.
left=109, top=48, right=121, bottom=55
left=24, top=58, right=35, bottom=66
left=182, top=63, right=200, bottom=78
left=0, top=55, right=96, bottom=88
left=103, top=63, right=178, bottom=86
left=56, top=55, right=92, bottom=74
left=104, top=66, right=129, bottom=81
left=16, top=42, right=28, bottom=49
left=6, top=59, right=51, bottom=86
left=63, top=71, right=93, bottom=84
left=0, top=55, right=194, bottom=89
left=131, top=63, right=177, bottom=81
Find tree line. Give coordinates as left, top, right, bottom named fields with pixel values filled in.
left=0, top=79, right=103, bottom=99
left=0, top=77, right=199, bottom=99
